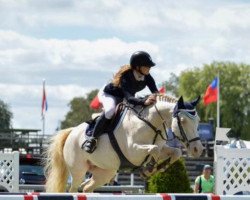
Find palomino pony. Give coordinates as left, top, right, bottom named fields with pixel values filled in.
left=45, top=95, right=203, bottom=193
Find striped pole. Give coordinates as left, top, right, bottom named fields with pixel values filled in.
left=0, top=193, right=248, bottom=200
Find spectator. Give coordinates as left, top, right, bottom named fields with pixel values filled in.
left=194, top=164, right=215, bottom=193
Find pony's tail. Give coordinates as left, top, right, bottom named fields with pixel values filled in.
left=44, top=128, right=73, bottom=192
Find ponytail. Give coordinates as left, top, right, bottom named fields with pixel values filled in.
left=112, top=65, right=132, bottom=87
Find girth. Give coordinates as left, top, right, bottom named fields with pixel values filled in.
left=107, top=105, right=138, bottom=169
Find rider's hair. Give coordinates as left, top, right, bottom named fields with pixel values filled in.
left=112, top=64, right=132, bottom=87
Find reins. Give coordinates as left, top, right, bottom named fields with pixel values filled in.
left=123, top=103, right=168, bottom=144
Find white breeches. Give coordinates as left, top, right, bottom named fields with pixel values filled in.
left=98, top=89, right=117, bottom=119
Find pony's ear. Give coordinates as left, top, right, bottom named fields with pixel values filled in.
left=177, top=96, right=185, bottom=109
left=190, top=95, right=201, bottom=107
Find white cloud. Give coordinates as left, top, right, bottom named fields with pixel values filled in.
left=0, top=83, right=90, bottom=101
left=207, top=5, right=250, bottom=31
left=0, top=83, right=93, bottom=134
left=12, top=105, right=67, bottom=135
left=1, top=0, right=250, bottom=35
left=0, top=31, right=159, bottom=72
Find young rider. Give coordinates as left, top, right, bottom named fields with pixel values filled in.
left=82, top=51, right=159, bottom=153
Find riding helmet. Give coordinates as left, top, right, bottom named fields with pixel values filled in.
left=130, top=51, right=155, bottom=69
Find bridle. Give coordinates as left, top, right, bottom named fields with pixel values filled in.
left=124, top=103, right=200, bottom=147
left=174, top=110, right=201, bottom=147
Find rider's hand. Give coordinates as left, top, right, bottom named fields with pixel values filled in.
left=144, top=94, right=157, bottom=106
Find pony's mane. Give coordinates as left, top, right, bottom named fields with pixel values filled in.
left=156, top=94, right=177, bottom=103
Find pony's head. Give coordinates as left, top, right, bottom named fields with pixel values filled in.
left=171, top=96, right=203, bottom=157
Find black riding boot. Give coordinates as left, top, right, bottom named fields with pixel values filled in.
left=82, top=114, right=110, bottom=153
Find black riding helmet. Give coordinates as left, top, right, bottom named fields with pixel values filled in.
left=130, top=51, right=155, bottom=69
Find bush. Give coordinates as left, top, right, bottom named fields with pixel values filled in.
left=148, top=158, right=192, bottom=193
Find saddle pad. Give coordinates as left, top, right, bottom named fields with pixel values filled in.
left=84, top=105, right=125, bottom=137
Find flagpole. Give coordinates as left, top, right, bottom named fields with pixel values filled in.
left=217, top=73, right=220, bottom=127
left=42, top=114, right=45, bottom=138
left=42, top=79, right=46, bottom=138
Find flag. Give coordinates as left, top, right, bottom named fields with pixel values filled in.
left=90, top=95, right=102, bottom=110
left=203, top=77, right=218, bottom=105
left=159, top=83, right=166, bottom=94
left=41, top=80, right=48, bottom=117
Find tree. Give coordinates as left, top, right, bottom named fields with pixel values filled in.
left=60, top=90, right=100, bottom=129
left=178, top=62, right=250, bottom=140
left=162, top=73, right=179, bottom=97
left=0, top=99, right=13, bottom=129
left=148, top=159, right=192, bottom=193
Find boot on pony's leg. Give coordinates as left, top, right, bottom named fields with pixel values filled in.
left=82, top=113, right=110, bottom=153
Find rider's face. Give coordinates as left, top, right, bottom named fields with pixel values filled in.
left=139, top=66, right=151, bottom=75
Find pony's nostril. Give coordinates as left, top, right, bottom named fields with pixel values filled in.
left=194, top=147, right=198, bottom=153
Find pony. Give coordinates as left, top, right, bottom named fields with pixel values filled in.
left=44, top=94, right=203, bottom=192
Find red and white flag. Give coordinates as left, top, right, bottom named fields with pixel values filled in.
left=159, top=83, right=166, bottom=94
left=41, top=80, right=48, bottom=117
left=90, top=95, right=102, bottom=110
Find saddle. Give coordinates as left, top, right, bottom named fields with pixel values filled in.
left=85, top=103, right=125, bottom=137
left=84, top=103, right=139, bottom=169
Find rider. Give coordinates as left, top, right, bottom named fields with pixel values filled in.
left=82, top=51, right=159, bottom=153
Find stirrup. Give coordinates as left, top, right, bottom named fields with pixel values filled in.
left=81, top=138, right=97, bottom=153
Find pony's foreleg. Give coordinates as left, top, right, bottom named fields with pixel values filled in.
left=140, top=145, right=182, bottom=178
left=133, top=144, right=160, bottom=160
left=80, top=178, right=91, bottom=189
left=158, top=144, right=182, bottom=165
left=82, top=168, right=117, bottom=193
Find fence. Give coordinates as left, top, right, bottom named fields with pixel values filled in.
left=214, top=127, right=250, bottom=195
left=0, top=151, right=144, bottom=194
left=0, top=151, right=19, bottom=192
left=214, top=145, right=250, bottom=195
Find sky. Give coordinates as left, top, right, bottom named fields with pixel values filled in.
left=1, top=0, right=250, bottom=135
